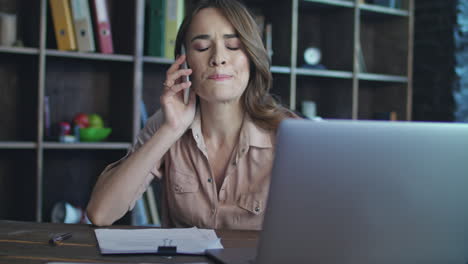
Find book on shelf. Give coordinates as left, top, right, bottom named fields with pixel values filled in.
left=164, top=0, right=184, bottom=59
left=70, top=0, right=96, bottom=52
left=49, top=0, right=77, bottom=51
left=145, top=0, right=165, bottom=57
left=91, top=0, right=114, bottom=54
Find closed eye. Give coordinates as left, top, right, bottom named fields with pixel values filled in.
left=196, top=46, right=240, bottom=52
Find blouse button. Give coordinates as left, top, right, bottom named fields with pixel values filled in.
left=207, top=178, right=213, bottom=183
left=254, top=206, right=260, bottom=213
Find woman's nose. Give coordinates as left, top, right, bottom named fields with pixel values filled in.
left=209, top=47, right=227, bottom=67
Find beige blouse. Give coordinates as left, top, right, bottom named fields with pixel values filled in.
left=98, top=108, right=276, bottom=230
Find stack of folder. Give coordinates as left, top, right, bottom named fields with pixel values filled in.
left=145, top=0, right=185, bottom=58
left=49, top=0, right=113, bottom=53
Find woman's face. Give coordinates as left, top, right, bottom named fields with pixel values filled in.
left=185, top=8, right=250, bottom=104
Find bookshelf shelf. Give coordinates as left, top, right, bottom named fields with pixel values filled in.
left=0, top=142, right=36, bottom=149
left=296, top=68, right=354, bottom=79
left=271, top=66, right=292, bottom=74
left=358, top=73, right=408, bottom=83
left=0, top=0, right=413, bottom=222
left=46, top=50, right=134, bottom=62
left=359, top=4, right=410, bottom=16
left=143, top=56, right=174, bottom=65
left=0, top=46, right=39, bottom=55
left=43, top=142, right=131, bottom=150
left=303, top=0, right=354, bottom=8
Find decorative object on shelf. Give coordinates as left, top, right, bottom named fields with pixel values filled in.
left=49, top=0, right=77, bottom=51
left=373, top=111, right=398, bottom=121
left=79, top=127, right=112, bottom=142
left=302, top=47, right=326, bottom=70
left=304, top=47, right=322, bottom=65
left=51, top=201, right=91, bottom=224
left=58, top=121, right=76, bottom=143
left=302, top=100, right=317, bottom=119
left=0, top=12, right=16, bottom=46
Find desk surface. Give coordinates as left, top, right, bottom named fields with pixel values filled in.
left=0, top=220, right=259, bottom=264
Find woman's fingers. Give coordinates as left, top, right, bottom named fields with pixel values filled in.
left=163, top=81, right=192, bottom=98
left=166, top=54, right=187, bottom=76
left=165, top=69, right=192, bottom=88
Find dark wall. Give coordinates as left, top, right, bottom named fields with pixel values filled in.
left=453, top=2, right=468, bottom=122
left=413, top=0, right=456, bottom=121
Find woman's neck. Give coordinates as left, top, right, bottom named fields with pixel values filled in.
left=200, top=99, right=244, bottom=146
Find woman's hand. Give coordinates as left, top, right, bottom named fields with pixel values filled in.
left=160, top=54, right=196, bottom=134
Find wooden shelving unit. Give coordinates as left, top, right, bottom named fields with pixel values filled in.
left=0, top=0, right=414, bottom=222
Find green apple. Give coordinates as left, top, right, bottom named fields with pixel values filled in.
left=88, top=114, right=104, bottom=128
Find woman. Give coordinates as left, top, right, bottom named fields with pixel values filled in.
left=86, top=0, right=296, bottom=230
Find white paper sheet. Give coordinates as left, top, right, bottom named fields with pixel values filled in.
left=94, top=227, right=223, bottom=255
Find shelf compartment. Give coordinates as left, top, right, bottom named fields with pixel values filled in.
left=43, top=142, right=131, bottom=150
left=0, top=141, right=36, bottom=149
left=46, top=50, right=133, bottom=62
left=45, top=1, right=135, bottom=55
left=245, top=0, right=293, bottom=66
left=0, top=149, right=36, bottom=221
left=298, top=4, right=354, bottom=72
left=359, top=14, right=409, bottom=76
left=358, top=81, right=408, bottom=120
left=0, top=0, right=41, bottom=48
left=142, top=64, right=166, bottom=117
left=0, top=53, right=39, bottom=141
left=296, top=68, right=353, bottom=79
left=297, top=77, right=353, bottom=119
left=42, top=149, right=126, bottom=222
left=44, top=58, right=134, bottom=142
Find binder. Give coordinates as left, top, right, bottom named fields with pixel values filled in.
left=49, top=0, right=77, bottom=51
left=164, top=0, right=184, bottom=59
left=145, top=0, right=165, bottom=57
left=70, top=0, right=95, bottom=52
left=91, top=0, right=114, bottom=54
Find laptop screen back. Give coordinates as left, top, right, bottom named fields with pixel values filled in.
left=257, top=119, right=468, bottom=264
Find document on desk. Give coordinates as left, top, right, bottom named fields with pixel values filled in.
left=94, top=227, right=223, bottom=255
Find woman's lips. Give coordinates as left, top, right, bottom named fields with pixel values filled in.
left=208, top=74, right=233, bottom=81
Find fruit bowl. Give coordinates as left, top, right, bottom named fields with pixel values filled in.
left=79, top=127, right=112, bottom=142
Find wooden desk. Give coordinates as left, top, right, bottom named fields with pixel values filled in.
left=0, top=220, right=259, bottom=264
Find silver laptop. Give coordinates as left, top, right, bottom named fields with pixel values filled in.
left=209, top=119, right=468, bottom=264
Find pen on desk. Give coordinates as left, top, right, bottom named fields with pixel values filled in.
left=49, top=232, right=72, bottom=245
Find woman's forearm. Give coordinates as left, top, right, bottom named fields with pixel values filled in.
left=86, top=124, right=182, bottom=226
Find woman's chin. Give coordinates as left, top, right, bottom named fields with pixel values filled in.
left=200, top=93, right=241, bottom=104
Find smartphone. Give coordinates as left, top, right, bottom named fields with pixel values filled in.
left=181, top=45, right=190, bottom=104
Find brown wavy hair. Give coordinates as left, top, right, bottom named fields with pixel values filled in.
left=174, top=0, right=295, bottom=131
